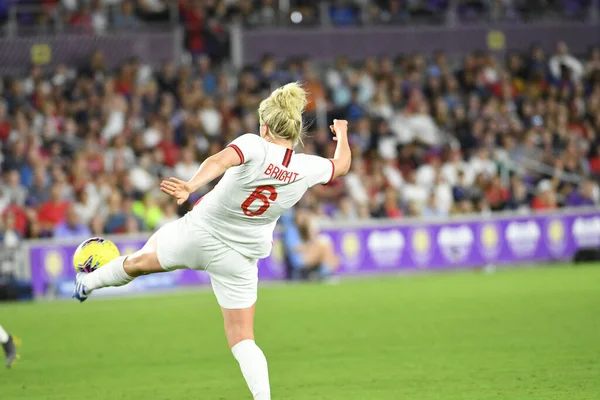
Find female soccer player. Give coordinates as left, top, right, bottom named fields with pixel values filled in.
left=73, top=82, right=351, bottom=400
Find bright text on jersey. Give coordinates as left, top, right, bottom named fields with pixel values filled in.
left=264, top=163, right=299, bottom=184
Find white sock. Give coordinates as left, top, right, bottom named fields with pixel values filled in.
left=232, top=339, right=271, bottom=400
left=0, top=324, right=9, bottom=343
left=82, top=256, right=133, bottom=292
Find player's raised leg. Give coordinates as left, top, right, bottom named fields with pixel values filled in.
left=0, top=324, right=19, bottom=368
left=224, top=306, right=271, bottom=400
left=73, top=232, right=164, bottom=302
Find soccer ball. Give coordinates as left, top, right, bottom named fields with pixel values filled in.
left=73, top=237, right=121, bottom=273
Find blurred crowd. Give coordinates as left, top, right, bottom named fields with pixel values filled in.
left=3, top=0, right=598, bottom=33
left=2, top=0, right=597, bottom=66
left=1, top=36, right=600, bottom=244
left=294, top=0, right=598, bottom=26
left=0, top=0, right=172, bottom=30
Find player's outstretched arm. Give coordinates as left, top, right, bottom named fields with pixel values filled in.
left=330, top=119, right=351, bottom=180
left=160, top=147, right=242, bottom=204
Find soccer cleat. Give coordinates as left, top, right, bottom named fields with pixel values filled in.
left=72, top=272, right=90, bottom=303
left=2, top=335, right=20, bottom=368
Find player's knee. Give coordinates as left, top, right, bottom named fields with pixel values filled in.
left=123, top=252, right=157, bottom=277
left=123, top=256, right=142, bottom=277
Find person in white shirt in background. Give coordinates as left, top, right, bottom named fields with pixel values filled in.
left=143, top=116, right=163, bottom=149
left=73, top=189, right=98, bottom=226
left=416, top=154, right=442, bottom=190
left=374, top=148, right=403, bottom=192
left=390, top=107, right=414, bottom=145
left=199, top=97, right=222, bottom=137
left=369, top=87, right=394, bottom=121
left=90, top=0, right=109, bottom=34
left=101, top=90, right=127, bottom=143
left=344, top=157, right=370, bottom=207
left=357, top=58, right=376, bottom=104
left=377, top=124, right=400, bottom=161
left=402, top=170, right=429, bottom=206
left=391, top=101, right=443, bottom=149
left=433, top=173, right=453, bottom=217
left=441, top=148, right=472, bottom=186
left=2, top=170, right=27, bottom=206
left=129, top=153, right=157, bottom=193
left=173, top=147, right=201, bottom=181
left=469, top=148, right=497, bottom=179
left=104, top=135, right=136, bottom=173
left=407, top=101, right=442, bottom=148
left=549, top=41, right=584, bottom=83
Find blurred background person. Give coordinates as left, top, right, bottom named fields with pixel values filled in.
left=281, top=210, right=339, bottom=281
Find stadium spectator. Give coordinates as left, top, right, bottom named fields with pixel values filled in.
left=68, top=2, right=94, bottom=33
left=2, top=170, right=27, bottom=207
left=549, top=41, right=584, bottom=83
left=113, top=0, right=141, bottom=30
left=173, top=147, right=200, bottom=181
left=54, top=206, right=92, bottom=238
left=90, top=0, right=109, bottom=34
left=37, top=184, right=71, bottom=232
left=280, top=210, right=338, bottom=281
left=485, top=175, right=510, bottom=211
left=1, top=212, right=21, bottom=248
left=249, top=0, right=278, bottom=26
left=372, top=187, right=403, bottom=218
left=507, top=175, right=531, bottom=212
left=382, top=0, right=410, bottom=24
left=73, top=189, right=97, bottom=226
left=531, top=180, right=557, bottom=211
left=565, top=179, right=598, bottom=207
left=329, top=0, right=359, bottom=26
left=27, top=168, right=51, bottom=207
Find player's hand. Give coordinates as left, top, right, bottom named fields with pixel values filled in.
left=160, top=177, right=191, bottom=205
left=329, top=119, right=348, bottom=141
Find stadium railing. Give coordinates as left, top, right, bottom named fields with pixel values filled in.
left=10, top=206, right=600, bottom=300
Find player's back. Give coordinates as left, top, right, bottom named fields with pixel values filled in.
left=191, top=134, right=334, bottom=259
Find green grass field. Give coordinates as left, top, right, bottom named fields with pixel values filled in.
left=1, top=265, right=600, bottom=399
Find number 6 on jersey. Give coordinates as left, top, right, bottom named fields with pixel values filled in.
left=241, top=185, right=278, bottom=217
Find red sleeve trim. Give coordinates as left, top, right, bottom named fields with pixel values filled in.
left=325, top=159, right=335, bottom=185
left=228, top=144, right=245, bottom=165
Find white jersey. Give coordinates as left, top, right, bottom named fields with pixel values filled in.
left=191, top=133, right=335, bottom=259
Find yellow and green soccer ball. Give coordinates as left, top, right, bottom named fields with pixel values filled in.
left=73, top=237, right=121, bottom=273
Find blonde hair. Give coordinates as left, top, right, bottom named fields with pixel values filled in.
left=258, top=82, right=307, bottom=146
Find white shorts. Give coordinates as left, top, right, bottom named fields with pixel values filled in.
left=155, top=213, right=259, bottom=309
